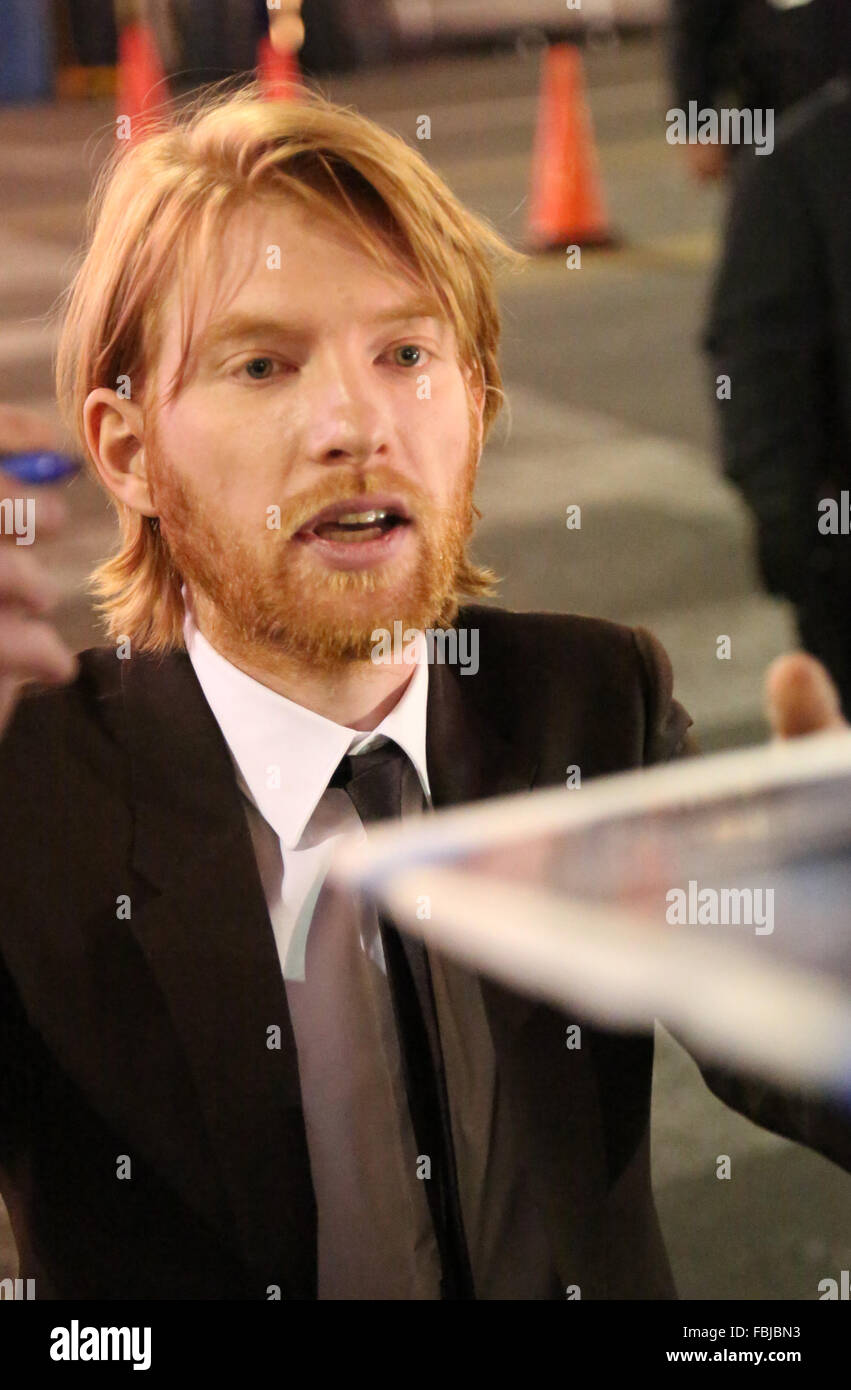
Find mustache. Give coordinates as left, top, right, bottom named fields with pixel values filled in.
left=278, top=467, right=436, bottom=537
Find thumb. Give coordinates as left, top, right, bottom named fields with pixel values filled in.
left=764, top=652, right=847, bottom=740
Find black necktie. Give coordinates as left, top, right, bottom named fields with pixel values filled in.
left=330, top=743, right=476, bottom=1300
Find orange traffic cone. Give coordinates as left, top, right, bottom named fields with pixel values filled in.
left=527, top=45, right=613, bottom=252
left=116, top=22, right=167, bottom=142
left=257, top=36, right=302, bottom=100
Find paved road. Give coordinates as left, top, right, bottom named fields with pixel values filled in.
left=0, top=35, right=847, bottom=1300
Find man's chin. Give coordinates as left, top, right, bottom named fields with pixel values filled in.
left=219, top=570, right=451, bottom=668
left=285, top=549, right=444, bottom=640
left=281, top=591, right=444, bottom=666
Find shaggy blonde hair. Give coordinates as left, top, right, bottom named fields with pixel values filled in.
left=55, top=83, right=527, bottom=652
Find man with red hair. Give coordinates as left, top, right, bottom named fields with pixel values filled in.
left=0, top=85, right=847, bottom=1302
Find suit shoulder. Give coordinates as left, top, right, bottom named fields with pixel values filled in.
left=0, top=646, right=123, bottom=753
left=0, top=646, right=155, bottom=808
left=457, top=603, right=639, bottom=674
left=455, top=604, right=693, bottom=765
left=776, top=77, right=851, bottom=151
left=732, top=78, right=851, bottom=199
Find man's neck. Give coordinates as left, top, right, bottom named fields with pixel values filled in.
left=190, top=602, right=418, bottom=731
left=220, top=647, right=415, bottom=730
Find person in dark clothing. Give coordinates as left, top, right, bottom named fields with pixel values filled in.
left=1, top=86, right=849, bottom=1301
left=705, top=78, right=851, bottom=713
left=66, top=0, right=118, bottom=65
left=669, top=0, right=848, bottom=179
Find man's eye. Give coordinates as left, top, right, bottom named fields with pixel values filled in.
left=243, top=357, right=277, bottom=380
left=392, top=344, right=423, bottom=367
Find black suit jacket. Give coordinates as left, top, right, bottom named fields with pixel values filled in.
left=0, top=605, right=847, bottom=1299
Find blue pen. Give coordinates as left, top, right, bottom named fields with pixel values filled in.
left=1, top=451, right=81, bottom=485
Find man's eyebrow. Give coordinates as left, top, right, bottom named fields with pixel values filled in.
left=196, top=299, right=446, bottom=354
left=368, top=298, right=445, bottom=326
left=195, top=315, right=307, bottom=355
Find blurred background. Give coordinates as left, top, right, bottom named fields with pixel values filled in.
left=0, top=0, right=848, bottom=1299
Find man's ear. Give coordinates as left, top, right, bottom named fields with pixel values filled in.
left=465, top=359, right=486, bottom=455
left=82, top=388, right=158, bottom=516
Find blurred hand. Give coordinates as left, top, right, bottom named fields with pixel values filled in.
left=684, top=142, right=728, bottom=183
left=268, top=0, right=305, bottom=54
left=0, top=406, right=78, bottom=740
left=0, top=401, right=61, bottom=454
left=764, top=652, right=847, bottom=740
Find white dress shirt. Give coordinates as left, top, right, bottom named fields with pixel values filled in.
left=182, top=599, right=431, bottom=981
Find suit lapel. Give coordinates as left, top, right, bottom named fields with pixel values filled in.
left=119, top=651, right=316, bottom=1295
left=425, top=650, right=538, bottom=808
left=425, top=654, right=540, bottom=1035
left=426, top=638, right=610, bottom=1293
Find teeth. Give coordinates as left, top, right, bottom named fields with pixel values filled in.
left=335, top=509, right=388, bottom=525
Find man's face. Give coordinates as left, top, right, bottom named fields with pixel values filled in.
left=144, top=199, right=483, bottom=667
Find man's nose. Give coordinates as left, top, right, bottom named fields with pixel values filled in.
left=302, top=351, right=392, bottom=468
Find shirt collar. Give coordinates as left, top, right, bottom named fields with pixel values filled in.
left=182, top=602, right=431, bottom=850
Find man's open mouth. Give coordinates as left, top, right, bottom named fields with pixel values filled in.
left=296, top=497, right=413, bottom=545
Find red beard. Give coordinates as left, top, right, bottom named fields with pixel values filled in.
left=145, top=426, right=480, bottom=669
